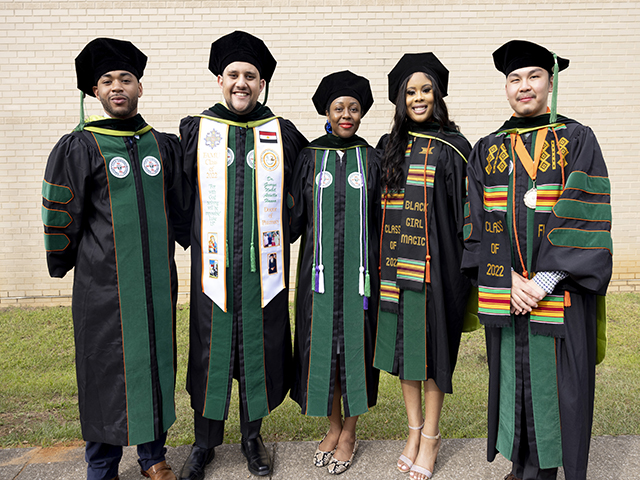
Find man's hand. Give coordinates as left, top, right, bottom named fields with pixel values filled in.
left=510, top=270, right=547, bottom=315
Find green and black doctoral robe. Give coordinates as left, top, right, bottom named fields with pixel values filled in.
left=289, top=134, right=381, bottom=417
left=461, top=113, right=612, bottom=479
left=374, top=123, right=472, bottom=392
left=42, top=115, right=188, bottom=446
left=180, top=103, right=307, bottom=422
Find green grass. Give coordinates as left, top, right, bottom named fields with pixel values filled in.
left=1, top=293, right=639, bottom=447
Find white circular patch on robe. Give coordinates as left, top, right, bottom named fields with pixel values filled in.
left=227, top=147, right=235, bottom=166
left=348, top=172, right=364, bottom=189
left=246, top=150, right=255, bottom=169
left=142, top=156, right=161, bottom=177
left=315, top=171, right=333, bottom=188
left=109, top=157, right=130, bottom=179
left=524, top=188, right=537, bottom=209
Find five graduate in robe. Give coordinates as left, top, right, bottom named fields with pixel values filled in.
left=43, top=33, right=612, bottom=480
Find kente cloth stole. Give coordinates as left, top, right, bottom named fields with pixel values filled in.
left=90, top=128, right=176, bottom=444
left=306, top=146, right=370, bottom=418
left=477, top=124, right=568, bottom=330
left=197, top=116, right=285, bottom=312
left=509, top=127, right=568, bottom=333
left=379, top=137, right=440, bottom=313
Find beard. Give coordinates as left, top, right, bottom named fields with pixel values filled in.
left=98, top=94, right=139, bottom=119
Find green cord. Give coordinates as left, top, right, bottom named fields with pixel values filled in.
left=250, top=156, right=257, bottom=273
left=364, top=272, right=371, bottom=297
left=550, top=53, right=559, bottom=124
left=73, top=92, right=86, bottom=132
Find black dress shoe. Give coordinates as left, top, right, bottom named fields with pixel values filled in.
left=179, top=444, right=215, bottom=480
left=241, top=435, right=272, bottom=476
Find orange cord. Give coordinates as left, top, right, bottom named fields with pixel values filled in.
left=379, top=185, right=388, bottom=276
left=423, top=139, right=432, bottom=283
left=511, top=126, right=566, bottom=280
left=510, top=138, right=528, bottom=279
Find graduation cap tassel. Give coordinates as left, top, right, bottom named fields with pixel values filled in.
left=359, top=266, right=365, bottom=296
left=263, top=82, right=270, bottom=106
left=550, top=53, right=559, bottom=124
left=74, top=92, right=86, bottom=132
left=80, top=91, right=85, bottom=124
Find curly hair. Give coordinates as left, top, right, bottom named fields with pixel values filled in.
left=382, top=72, right=459, bottom=190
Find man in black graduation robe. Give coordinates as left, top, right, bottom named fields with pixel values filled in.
left=178, top=31, right=307, bottom=480
left=42, top=38, right=188, bottom=480
left=462, top=40, right=612, bottom=480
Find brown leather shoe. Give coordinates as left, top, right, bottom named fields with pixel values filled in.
left=504, top=474, right=522, bottom=480
left=141, top=460, right=177, bottom=480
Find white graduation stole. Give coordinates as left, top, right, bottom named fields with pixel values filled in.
left=197, top=117, right=285, bottom=311
left=198, top=118, right=229, bottom=311
left=253, top=118, right=285, bottom=307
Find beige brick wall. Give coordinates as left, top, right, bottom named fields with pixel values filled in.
left=1, top=0, right=638, bottom=306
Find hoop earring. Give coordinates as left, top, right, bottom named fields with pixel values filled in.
left=325, top=120, right=332, bottom=134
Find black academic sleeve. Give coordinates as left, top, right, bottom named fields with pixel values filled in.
left=535, top=126, right=612, bottom=294
left=42, top=133, right=93, bottom=278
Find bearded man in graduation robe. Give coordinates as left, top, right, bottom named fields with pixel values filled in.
left=461, top=40, right=612, bottom=480
left=178, top=31, right=307, bottom=480
left=42, top=38, right=189, bottom=480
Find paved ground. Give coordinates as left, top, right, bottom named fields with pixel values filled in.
left=1, top=436, right=638, bottom=480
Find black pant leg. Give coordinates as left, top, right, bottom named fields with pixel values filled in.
left=194, top=410, right=225, bottom=449
left=239, top=392, right=263, bottom=440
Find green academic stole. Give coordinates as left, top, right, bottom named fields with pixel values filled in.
left=496, top=322, right=563, bottom=469
left=89, top=126, right=176, bottom=445
left=306, top=146, right=370, bottom=417
left=480, top=125, right=566, bottom=468
left=196, top=115, right=284, bottom=422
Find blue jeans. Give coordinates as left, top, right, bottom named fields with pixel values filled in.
left=85, top=431, right=167, bottom=480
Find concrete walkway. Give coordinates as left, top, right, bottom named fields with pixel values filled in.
left=1, top=436, right=638, bottom=480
